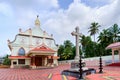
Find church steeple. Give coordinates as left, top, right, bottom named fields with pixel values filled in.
left=35, top=15, right=40, bottom=27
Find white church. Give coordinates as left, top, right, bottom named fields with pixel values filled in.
left=8, top=16, right=59, bottom=69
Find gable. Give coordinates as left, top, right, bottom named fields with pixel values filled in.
left=30, top=43, right=56, bottom=52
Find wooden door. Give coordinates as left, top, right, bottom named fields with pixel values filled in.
left=35, top=57, right=42, bottom=66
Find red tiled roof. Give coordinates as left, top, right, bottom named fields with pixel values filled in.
left=106, top=42, right=120, bottom=49
left=30, top=44, right=56, bottom=53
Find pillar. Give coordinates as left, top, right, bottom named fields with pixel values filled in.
left=31, top=56, right=36, bottom=69
left=112, top=49, right=114, bottom=63
left=44, top=57, right=47, bottom=66
left=119, top=50, right=120, bottom=62
left=10, top=60, right=14, bottom=68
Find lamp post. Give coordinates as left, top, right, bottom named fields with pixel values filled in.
left=99, top=45, right=103, bottom=73
left=79, top=55, right=83, bottom=80
left=99, top=55, right=103, bottom=73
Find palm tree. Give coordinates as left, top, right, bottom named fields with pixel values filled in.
left=88, top=22, right=101, bottom=42
left=98, top=29, right=110, bottom=43
left=109, top=24, right=120, bottom=42
left=97, top=29, right=111, bottom=56
left=80, top=35, right=91, bottom=52
left=80, top=35, right=97, bottom=57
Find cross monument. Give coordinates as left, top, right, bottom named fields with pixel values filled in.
left=71, top=27, right=82, bottom=61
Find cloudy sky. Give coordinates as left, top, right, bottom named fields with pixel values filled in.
left=0, top=0, right=120, bottom=57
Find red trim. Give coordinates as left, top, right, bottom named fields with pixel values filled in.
left=47, top=56, right=59, bottom=59
left=9, top=56, right=30, bottom=59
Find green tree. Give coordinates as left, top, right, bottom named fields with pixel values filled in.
left=98, top=29, right=110, bottom=43
left=57, top=40, right=74, bottom=60
left=97, top=29, right=111, bottom=56
left=88, top=22, right=101, bottom=42
left=109, top=24, right=120, bottom=42
left=62, top=40, right=74, bottom=60
left=80, top=35, right=98, bottom=57
left=58, top=45, right=64, bottom=60
left=80, top=35, right=91, bottom=57
left=3, top=55, right=11, bottom=65
left=97, top=24, right=120, bottom=56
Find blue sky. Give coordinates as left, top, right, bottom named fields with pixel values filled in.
left=58, top=0, right=73, bottom=9
left=0, top=0, right=120, bottom=57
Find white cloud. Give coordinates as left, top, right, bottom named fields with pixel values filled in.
left=16, top=9, right=38, bottom=29
left=41, top=0, right=120, bottom=44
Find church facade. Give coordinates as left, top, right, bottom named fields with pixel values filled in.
left=8, top=16, right=59, bottom=69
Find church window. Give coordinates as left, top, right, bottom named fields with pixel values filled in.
left=18, top=48, right=25, bottom=56
left=13, top=61, right=17, bottom=65
left=18, top=59, right=25, bottom=64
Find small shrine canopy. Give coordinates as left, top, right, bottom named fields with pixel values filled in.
left=106, top=42, right=120, bottom=50
left=106, top=42, right=120, bottom=63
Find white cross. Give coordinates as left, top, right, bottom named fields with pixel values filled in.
left=71, top=27, right=82, bottom=60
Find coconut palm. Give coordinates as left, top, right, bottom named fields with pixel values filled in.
left=97, top=29, right=111, bottom=56
left=98, top=29, right=110, bottom=43
left=88, top=22, right=101, bottom=42
left=109, top=24, right=120, bottom=42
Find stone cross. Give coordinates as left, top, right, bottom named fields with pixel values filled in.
left=71, top=27, right=82, bottom=61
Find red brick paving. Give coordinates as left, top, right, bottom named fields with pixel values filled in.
left=0, top=64, right=120, bottom=80
left=86, top=66, right=120, bottom=80
left=0, top=64, right=72, bottom=80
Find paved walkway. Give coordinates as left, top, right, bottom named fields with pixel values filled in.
left=0, top=64, right=76, bottom=80
left=0, top=64, right=120, bottom=80
left=86, top=66, right=120, bottom=80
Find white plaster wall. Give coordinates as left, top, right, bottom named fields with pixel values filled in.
left=11, top=59, right=18, bottom=65
left=11, top=47, right=19, bottom=56
left=53, top=59, right=58, bottom=66
left=10, top=26, right=58, bottom=57
left=25, top=59, right=31, bottom=65
left=53, top=52, right=58, bottom=56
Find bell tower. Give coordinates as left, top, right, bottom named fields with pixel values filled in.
left=35, top=15, right=40, bottom=27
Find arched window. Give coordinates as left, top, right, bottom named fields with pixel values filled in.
left=18, top=47, right=25, bottom=56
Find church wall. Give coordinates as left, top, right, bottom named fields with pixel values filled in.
left=11, top=35, right=32, bottom=56
left=25, top=59, right=31, bottom=65
left=11, top=47, right=19, bottom=56
left=53, top=59, right=58, bottom=66
left=11, top=36, right=58, bottom=56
